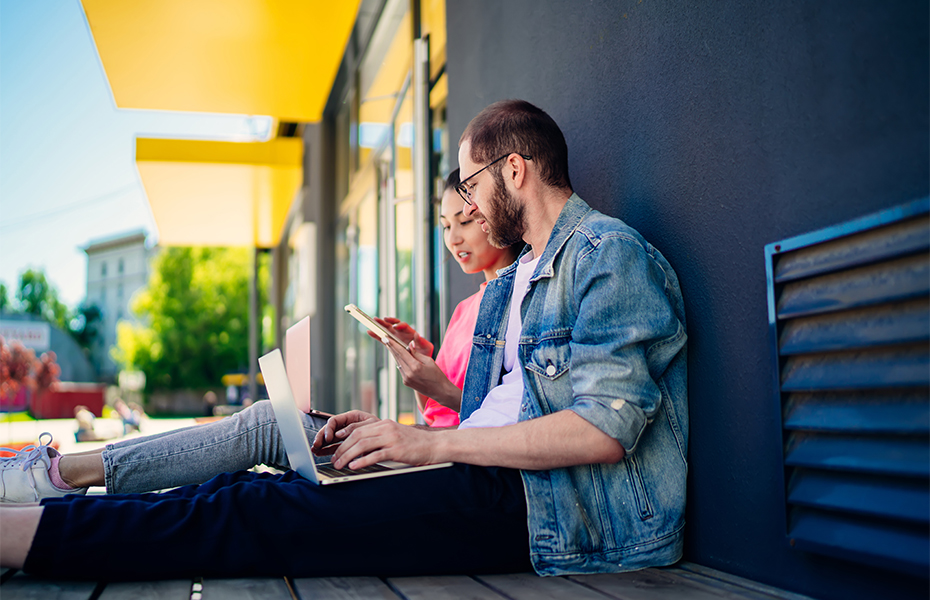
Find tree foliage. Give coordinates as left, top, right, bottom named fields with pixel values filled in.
left=1, top=270, right=101, bottom=359
left=14, top=269, right=70, bottom=331
left=113, top=247, right=266, bottom=391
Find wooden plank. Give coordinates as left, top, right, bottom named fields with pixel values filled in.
left=98, top=579, right=192, bottom=599
left=292, top=576, right=400, bottom=599
left=202, top=577, right=293, bottom=599
left=387, top=575, right=508, bottom=600
left=568, top=568, right=773, bottom=600
left=477, top=572, right=607, bottom=599
left=0, top=570, right=97, bottom=599
left=672, top=564, right=817, bottom=600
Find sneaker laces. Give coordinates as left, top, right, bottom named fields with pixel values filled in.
left=0, top=432, right=55, bottom=502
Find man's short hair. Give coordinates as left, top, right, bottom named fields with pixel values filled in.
left=460, top=100, right=572, bottom=190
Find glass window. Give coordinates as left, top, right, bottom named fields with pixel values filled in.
left=355, top=191, right=379, bottom=417
left=101, top=261, right=107, bottom=277
left=357, top=6, right=411, bottom=170
left=420, top=0, right=447, bottom=81
left=394, top=84, right=415, bottom=201
left=334, top=215, right=353, bottom=413
left=118, top=258, right=124, bottom=274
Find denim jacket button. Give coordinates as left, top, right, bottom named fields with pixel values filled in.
left=546, top=365, right=556, bottom=376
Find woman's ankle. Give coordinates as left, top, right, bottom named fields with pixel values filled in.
left=57, top=455, right=103, bottom=489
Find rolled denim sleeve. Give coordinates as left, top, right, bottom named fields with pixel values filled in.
left=566, top=233, right=686, bottom=452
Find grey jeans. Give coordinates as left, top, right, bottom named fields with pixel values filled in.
left=101, top=400, right=326, bottom=494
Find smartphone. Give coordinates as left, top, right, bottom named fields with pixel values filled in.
left=344, top=304, right=406, bottom=346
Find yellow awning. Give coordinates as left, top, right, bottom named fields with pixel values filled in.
left=136, top=137, right=303, bottom=248
left=82, top=0, right=360, bottom=122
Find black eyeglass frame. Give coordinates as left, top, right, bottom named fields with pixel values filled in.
left=455, top=153, right=532, bottom=205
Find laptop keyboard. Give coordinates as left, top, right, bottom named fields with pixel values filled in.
left=316, top=462, right=393, bottom=478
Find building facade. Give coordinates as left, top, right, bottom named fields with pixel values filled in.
left=82, top=229, right=153, bottom=380
left=283, top=2, right=929, bottom=599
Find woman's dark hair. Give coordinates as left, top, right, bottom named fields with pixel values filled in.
left=460, top=99, right=572, bottom=191
left=444, top=168, right=461, bottom=194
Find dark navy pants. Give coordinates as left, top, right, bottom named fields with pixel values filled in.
left=26, top=465, right=531, bottom=581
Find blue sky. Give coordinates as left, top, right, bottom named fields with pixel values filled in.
left=0, top=0, right=270, bottom=307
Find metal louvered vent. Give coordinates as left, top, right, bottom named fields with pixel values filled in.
left=765, top=198, right=930, bottom=577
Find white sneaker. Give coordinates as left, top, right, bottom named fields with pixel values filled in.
left=0, top=433, right=88, bottom=503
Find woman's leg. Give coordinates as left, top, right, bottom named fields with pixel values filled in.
left=57, top=401, right=325, bottom=494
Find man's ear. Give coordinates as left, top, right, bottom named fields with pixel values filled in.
left=508, top=153, right=528, bottom=189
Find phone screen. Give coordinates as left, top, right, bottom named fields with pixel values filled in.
left=344, top=304, right=406, bottom=346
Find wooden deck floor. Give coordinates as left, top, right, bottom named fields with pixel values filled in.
left=1, top=562, right=814, bottom=599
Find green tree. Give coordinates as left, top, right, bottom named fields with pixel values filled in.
left=113, top=247, right=267, bottom=391
left=0, top=282, right=9, bottom=313
left=16, top=269, right=70, bottom=331
left=69, top=303, right=103, bottom=357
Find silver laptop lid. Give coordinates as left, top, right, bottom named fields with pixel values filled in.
left=284, top=316, right=311, bottom=413
left=258, top=349, right=320, bottom=484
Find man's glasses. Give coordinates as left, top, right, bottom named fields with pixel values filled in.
left=455, top=153, right=532, bottom=205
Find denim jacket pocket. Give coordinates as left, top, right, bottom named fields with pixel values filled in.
left=523, top=330, right=572, bottom=379
left=522, top=331, right=572, bottom=414
left=623, top=454, right=655, bottom=520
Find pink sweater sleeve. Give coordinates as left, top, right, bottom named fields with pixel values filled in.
left=421, top=286, right=485, bottom=427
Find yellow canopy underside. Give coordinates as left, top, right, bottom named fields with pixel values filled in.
left=136, top=138, right=303, bottom=248
left=82, top=0, right=360, bottom=121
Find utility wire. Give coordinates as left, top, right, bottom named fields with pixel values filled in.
left=0, top=184, right=142, bottom=230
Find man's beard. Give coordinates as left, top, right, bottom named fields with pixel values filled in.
left=482, top=170, right=526, bottom=249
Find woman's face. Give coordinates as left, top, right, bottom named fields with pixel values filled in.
left=439, top=189, right=515, bottom=279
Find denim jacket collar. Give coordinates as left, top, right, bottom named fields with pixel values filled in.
left=515, top=193, right=591, bottom=283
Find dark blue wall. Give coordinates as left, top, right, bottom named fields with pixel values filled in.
left=445, top=2, right=929, bottom=599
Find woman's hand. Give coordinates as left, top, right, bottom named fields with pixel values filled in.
left=381, top=337, right=462, bottom=412
left=370, top=317, right=435, bottom=357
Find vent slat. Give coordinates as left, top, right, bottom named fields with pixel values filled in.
left=774, top=215, right=930, bottom=283
left=776, top=253, right=930, bottom=320
left=789, top=509, right=929, bottom=577
left=788, top=469, right=929, bottom=524
left=784, top=391, right=930, bottom=434
left=769, top=200, right=929, bottom=574
left=785, top=435, right=929, bottom=477
left=779, top=298, right=930, bottom=355
left=781, top=345, right=930, bottom=391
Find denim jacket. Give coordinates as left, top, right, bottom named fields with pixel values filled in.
left=461, top=194, right=688, bottom=576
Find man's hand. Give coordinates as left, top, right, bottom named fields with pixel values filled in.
left=312, top=410, right=380, bottom=455
left=330, top=419, right=441, bottom=470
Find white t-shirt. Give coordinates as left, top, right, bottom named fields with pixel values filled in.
left=459, top=253, right=541, bottom=429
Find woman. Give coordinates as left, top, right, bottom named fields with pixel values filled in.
left=373, top=168, right=521, bottom=427
left=0, top=170, right=520, bottom=501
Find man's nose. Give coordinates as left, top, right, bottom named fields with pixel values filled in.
left=463, top=201, right=478, bottom=217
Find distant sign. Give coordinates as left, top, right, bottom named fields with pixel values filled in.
left=0, top=320, right=51, bottom=351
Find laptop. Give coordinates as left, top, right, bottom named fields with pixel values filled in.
left=284, top=316, right=312, bottom=413
left=258, top=348, right=453, bottom=485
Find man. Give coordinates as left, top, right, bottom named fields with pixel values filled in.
left=0, top=100, right=686, bottom=579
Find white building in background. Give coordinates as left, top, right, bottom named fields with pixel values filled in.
left=83, top=229, right=154, bottom=380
